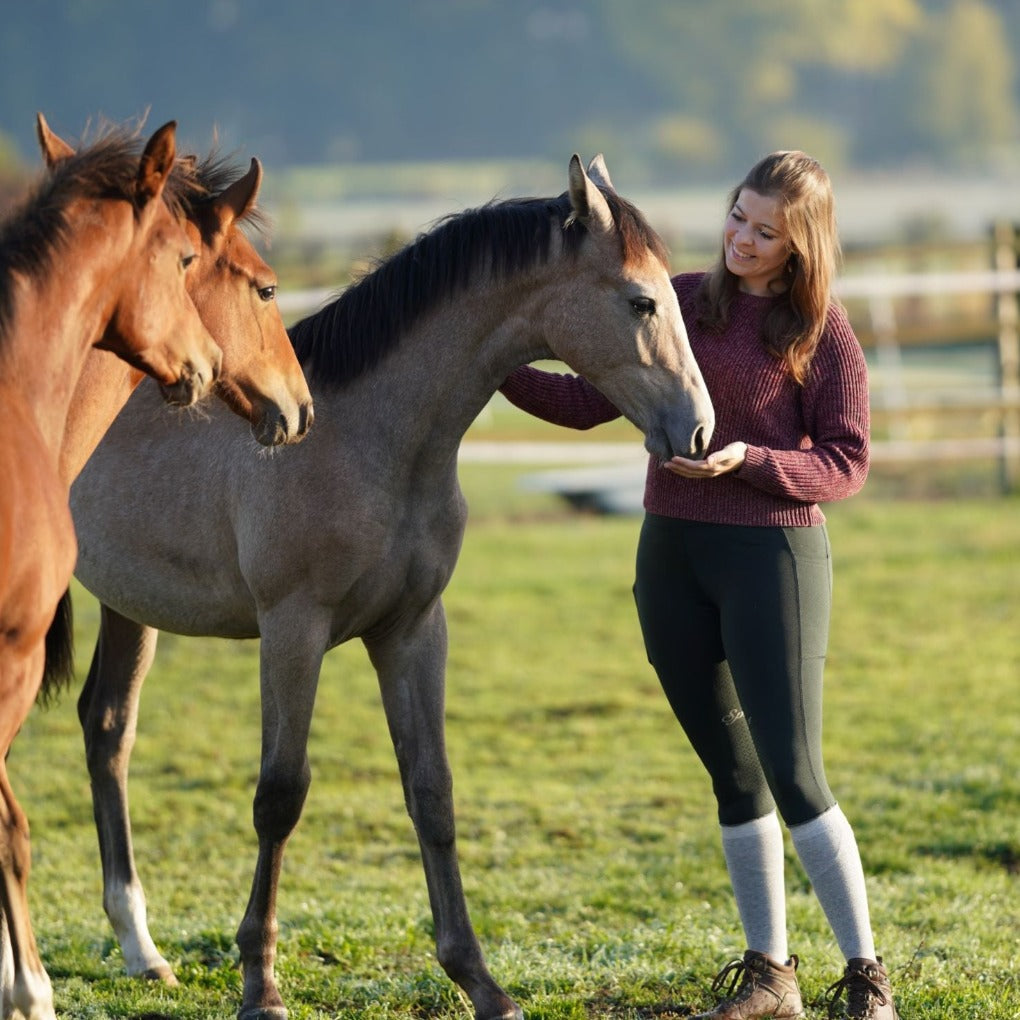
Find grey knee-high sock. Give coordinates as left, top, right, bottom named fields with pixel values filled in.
left=790, top=804, right=877, bottom=961
left=720, top=812, right=788, bottom=962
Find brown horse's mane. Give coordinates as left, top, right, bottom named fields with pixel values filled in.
left=288, top=186, right=668, bottom=389
left=0, top=124, right=155, bottom=349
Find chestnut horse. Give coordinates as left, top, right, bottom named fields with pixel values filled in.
left=34, top=116, right=314, bottom=487
left=70, top=155, right=715, bottom=1020
left=0, top=118, right=221, bottom=1020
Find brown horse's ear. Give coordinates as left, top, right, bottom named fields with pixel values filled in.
left=209, top=158, right=262, bottom=235
left=36, top=112, right=75, bottom=166
left=136, top=120, right=177, bottom=205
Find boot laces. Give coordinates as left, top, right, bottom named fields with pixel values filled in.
left=826, top=963, right=889, bottom=1018
left=710, top=957, right=761, bottom=1003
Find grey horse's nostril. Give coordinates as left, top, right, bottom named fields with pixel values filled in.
left=693, top=424, right=708, bottom=458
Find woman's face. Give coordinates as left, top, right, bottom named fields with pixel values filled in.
left=723, top=188, right=791, bottom=296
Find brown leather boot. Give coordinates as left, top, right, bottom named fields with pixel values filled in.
left=825, top=957, right=899, bottom=1019
left=692, top=950, right=804, bottom=1019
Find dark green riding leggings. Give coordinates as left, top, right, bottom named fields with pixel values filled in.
left=633, top=512, right=837, bottom=827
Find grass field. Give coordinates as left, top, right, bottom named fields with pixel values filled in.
left=9, top=471, right=1019, bottom=1019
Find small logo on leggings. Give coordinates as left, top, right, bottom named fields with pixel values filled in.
left=722, top=708, right=745, bottom=726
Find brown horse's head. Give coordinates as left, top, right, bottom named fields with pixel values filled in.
left=35, top=112, right=222, bottom=405
left=170, top=154, right=313, bottom=445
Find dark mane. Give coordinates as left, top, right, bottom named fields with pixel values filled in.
left=289, top=184, right=667, bottom=389
left=288, top=193, right=574, bottom=387
left=0, top=125, right=148, bottom=346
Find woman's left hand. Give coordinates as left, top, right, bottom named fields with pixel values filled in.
left=663, top=441, right=748, bottom=478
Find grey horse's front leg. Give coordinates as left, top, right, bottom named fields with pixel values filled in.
left=77, top=605, right=176, bottom=984
left=367, top=603, right=523, bottom=1020
left=236, top=611, right=327, bottom=1020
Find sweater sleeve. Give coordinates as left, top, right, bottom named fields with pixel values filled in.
left=736, top=307, right=870, bottom=504
left=498, top=365, right=622, bottom=430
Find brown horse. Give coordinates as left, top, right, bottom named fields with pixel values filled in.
left=70, top=154, right=714, bottom=1020
left=0, top=118, right=220, bottom=1020
left=34, top=117, right=314, bottom=486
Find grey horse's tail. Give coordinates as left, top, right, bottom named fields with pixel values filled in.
left=40, top=588, right=75, bottom=706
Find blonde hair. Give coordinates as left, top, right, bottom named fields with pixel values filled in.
left=696, top=150, right=840, bottom=384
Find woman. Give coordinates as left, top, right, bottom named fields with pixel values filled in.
left=500, top=151, right=898, bottom=1020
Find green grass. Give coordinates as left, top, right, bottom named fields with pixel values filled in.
left=10, top=476, right=1019, bottom=1019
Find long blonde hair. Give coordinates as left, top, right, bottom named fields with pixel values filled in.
left=696, top=150, right=840, bottom=385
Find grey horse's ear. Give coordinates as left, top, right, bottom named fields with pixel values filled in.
left=586, top=153, right=614, bottom=192
left=566, top=154, right=613, bottom=234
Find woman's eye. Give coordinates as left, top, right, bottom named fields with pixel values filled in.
left=256, top=285, right=277, bottom=302
left=630, top=296, right=656, bottom=317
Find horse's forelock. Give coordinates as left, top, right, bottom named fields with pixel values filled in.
left=53, top=126, right=150, bottom=208
left=601, top=189, right=671, bottom=271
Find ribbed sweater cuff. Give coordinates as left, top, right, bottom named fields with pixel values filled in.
left=739, top=444, right=768, bottom=477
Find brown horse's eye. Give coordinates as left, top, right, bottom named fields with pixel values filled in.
left=181, top=253, right=197, bottom=271
left=256, top=285, right=277, bottom=302
left=630, top=296, right=655, bottom=317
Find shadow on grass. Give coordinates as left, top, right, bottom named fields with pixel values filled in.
left=916, top=840, right=1020, bottom=874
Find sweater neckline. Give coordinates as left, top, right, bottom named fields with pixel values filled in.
left=733, top=286, right=781, bottom=305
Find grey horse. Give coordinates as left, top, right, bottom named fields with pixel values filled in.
left=69, top=154, right=714, bottom=1019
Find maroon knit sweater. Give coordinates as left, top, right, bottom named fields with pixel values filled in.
left=499, top=272, right=870, bottom=526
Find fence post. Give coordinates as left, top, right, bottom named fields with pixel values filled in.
left=992, top=221, right=1020, bottom=493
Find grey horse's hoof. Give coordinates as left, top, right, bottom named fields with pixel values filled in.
left=237, top=1008, right=288, bottom=1020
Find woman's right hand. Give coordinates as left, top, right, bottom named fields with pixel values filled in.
left=663, top=441, right=747, bottom=478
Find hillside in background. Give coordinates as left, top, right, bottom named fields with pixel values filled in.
left=1, top=0, right=1018, bottom=189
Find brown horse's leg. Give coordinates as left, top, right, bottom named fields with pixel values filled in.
left=236, top=612, right=326, bottom=1020
left=368, top=606, right=522, bottom=1020
left=0, top=756, right=55, bottom=1020
left=76, top=605, right=175, bottom=983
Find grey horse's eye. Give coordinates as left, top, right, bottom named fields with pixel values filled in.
left=630, top=296, right=656, bottom=317
left=256, top=285, right=277, bottom=302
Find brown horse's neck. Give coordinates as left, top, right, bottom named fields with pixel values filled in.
left=4, top=211, right=136, bottom=467
left=59, top=350, right=143, bottom=487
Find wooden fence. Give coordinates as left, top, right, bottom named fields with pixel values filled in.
left=836, top=231, right=1020, bottom=491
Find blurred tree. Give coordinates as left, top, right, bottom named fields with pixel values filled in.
left=909, top=0, right=1015, bottom=165
left=0, top=0, right=1016, bottom=178
left=599, top=0, right=928, bottom=175
left=0, top=130, right=31, bottom=213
